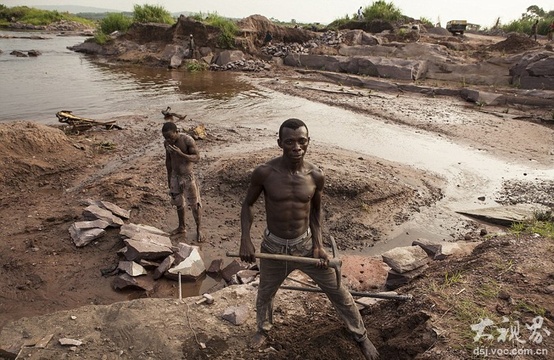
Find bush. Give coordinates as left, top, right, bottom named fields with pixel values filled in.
left=185, top=61, right=208, bottom=72
left=419, top=17, right=433, bottom=27
left=100, top=13, right=132, bottom=34
left=203, top=13, right=238, bottom=49
left=360, top=1, right=403, bottom=22
left=133, top=4, right=174, bottom=24
left=364, top=0, right=403, bottom=22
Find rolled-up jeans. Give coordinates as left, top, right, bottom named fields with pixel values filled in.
left=256, top=229, right=368, bottom=342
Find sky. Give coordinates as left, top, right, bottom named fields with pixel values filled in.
left=3, top=1, right=552, bottom=28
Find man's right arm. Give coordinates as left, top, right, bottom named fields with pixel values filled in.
left=239, top=165, right=267, bottom=263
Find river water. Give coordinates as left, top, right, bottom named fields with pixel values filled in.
left=0, top=31, right=253, bottom=123
left=2, top=31, right=553, bottom=251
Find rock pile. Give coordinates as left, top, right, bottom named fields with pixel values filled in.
left=209, top=58, right=270, bottom=72
left=68, top=200, right=212, bottom=292
left=8, top=20, right=93, bottom=33
left=496, top=179, right=554, bottom=208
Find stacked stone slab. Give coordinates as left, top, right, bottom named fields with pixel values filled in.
left=383, top=239, right=482, bottom=289
left=69, top=200, right=130, bottom=247
left=382, top=246, right=429, bottom=290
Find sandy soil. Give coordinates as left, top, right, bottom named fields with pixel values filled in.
left=1, top=31, right=554, bottom=359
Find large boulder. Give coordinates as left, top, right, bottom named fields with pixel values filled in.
left=284, top=54, right=428, bottom=80
left=510, top=51, right=554, bottom=90
left=339, top=19, right=394, bottom=34
left=215, top=50, right=246, bottom=66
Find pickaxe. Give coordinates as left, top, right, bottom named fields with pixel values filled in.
left=226, top=236, right=342, bottom=289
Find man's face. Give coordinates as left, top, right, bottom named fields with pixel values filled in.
left=163, top=130, right=178, bottom=143
left=278, top=126, right=310, bottom=161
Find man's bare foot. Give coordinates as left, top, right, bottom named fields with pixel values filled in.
left=196, top=231, right=202, bottom=243
left=358, top=338, right=379, bottom=360
left=249, top=332, right=267, bottom=349
left=170, top=227, right=186, bottom=235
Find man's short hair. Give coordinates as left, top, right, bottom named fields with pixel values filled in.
left=162, top=122, right=177, bottom=133
left=279, top=118, right=308, bottom=139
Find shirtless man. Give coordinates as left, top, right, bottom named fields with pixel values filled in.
left=239, top=118, right=379, bottom=359
left=162, top=122, right=202, bottom=241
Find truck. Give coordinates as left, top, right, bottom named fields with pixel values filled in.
left=446, top=20, right=467, bottom=35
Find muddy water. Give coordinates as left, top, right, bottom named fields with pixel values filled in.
left=0, top=31, right=254, bottom=122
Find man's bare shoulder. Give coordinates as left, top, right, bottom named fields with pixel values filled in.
left=178, top=133, right=196, bottom=144
left=253, top=157, right=279, bottom=176
left=304, top=160, right=323, bottom=176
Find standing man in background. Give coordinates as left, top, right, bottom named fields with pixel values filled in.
left=162, top=122, right=202, bottom=242
left=188, top=34, right=195, bottom=58
left=530, top=19, right=539, bottom=41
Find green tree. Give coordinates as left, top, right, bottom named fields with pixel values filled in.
left=526, top=5, right=545, bottom=18
left=132, top=4, right=174, bottom=24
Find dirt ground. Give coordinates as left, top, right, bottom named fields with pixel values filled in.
left=1, top=31, right=554, bottom=359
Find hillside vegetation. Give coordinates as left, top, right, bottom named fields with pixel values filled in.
left=0, top=4, right=94, bottom=27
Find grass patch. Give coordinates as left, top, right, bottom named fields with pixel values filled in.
left=509, top=210, right=554, bottom=239
left=444, top=270, right=464, bottom=286
left=92, top=31, right=111, bottom=45
left=476, top=280, right=500, bottom=299
left=185, top=61, right=208, bottom=72
left=516, top=300, right=546, bottom=317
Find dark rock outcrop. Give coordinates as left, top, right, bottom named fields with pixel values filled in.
left=510, top=51, right=554, bottom=90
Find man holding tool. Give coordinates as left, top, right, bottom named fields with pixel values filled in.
left=239, top=118, right=379, bottom=359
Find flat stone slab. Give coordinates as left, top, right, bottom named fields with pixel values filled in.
left=69, top=225, right=106, bottom=248
left=120, top=223, right=168, bottom=238
left=167, top=247, right=205, bottom=281
left=99, top=200, right=130, bottom=219
left=341, top=255, right=389, bottom=292
left=413, top=238, right=481, bottom=260
left=381, top=246, right=429, bottom=274
left=118, top=261, right=147, bottom=277
left=82, top=204, right=124, bottom=227
left=386, top=264, right=429, bottom=290
left=123, top=233, right=173, bottom=261
left=456, top=203, right=551, bottom=227
left=112, top=273, right=154, bottom=291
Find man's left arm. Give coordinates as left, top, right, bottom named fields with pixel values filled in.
left=310, top=167, right=329, bottom=262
